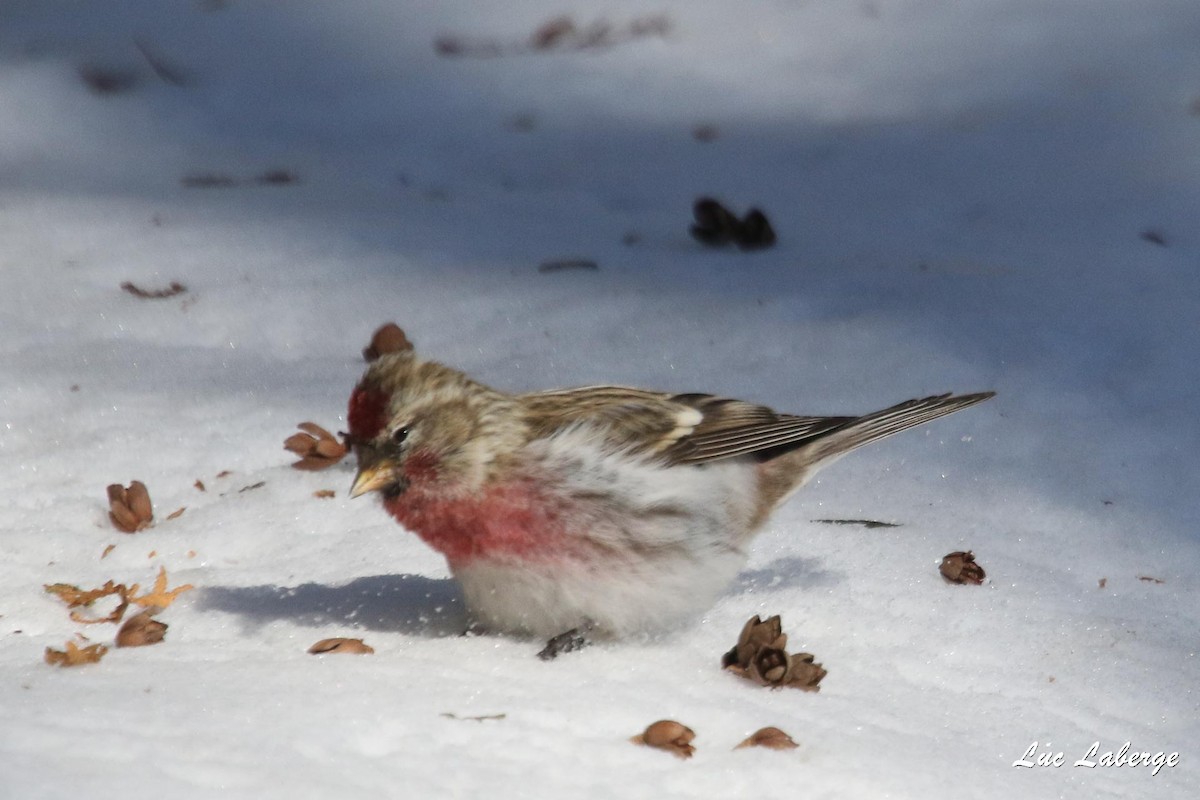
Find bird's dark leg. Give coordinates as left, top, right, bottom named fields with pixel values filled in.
left=537, top=621, right=596, bottom=660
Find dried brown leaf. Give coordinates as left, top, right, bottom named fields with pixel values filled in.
left=128, top=567, right=193, bottom=610
left=45, top=581, right=126, bottom=608
left=313, top=489, right=336, bottom=499
left=45, top=640, right=108, bottom=667
left=69, top=598, right=129, bottom=625
left=166, top=507, right=186, bottom=520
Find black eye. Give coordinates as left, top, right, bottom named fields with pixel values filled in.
left=391, top=426, right=410, bottom=445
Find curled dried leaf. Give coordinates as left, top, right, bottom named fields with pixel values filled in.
left=166, top=506, right=186, bottom=520
left=632, top=720, right=695, bottom=759
left=128, top=566, right=193, bottom=610
left=308, top=637, right=375, bottom=655
left=45, top=640, right=108, bottom=667
left=285, top=423, right=347, bottom=470
left=45, top=581, right=127, bottom=608
left=735, top=727, right=799, bottom=750
left=115, top=610, right=168, bottom=647
left=362, top=323, right=413, bottom=362
left=69, top=597, right=130, bottom=625
left=313, top=489, right=336, bottom=499
left=940, top=551, right=986, bottom=585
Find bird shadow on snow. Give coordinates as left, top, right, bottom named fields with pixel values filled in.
left=197, top=557, right=838, bottom=637
left=197, top=574, right=469, bottom=637
left=731, top=555, right=844, bottom=595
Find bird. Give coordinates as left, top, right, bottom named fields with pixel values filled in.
left=347, top=332, right=993, bottom=658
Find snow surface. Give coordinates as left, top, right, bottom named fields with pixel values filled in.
left=1, top=1, right=1197, bottom=797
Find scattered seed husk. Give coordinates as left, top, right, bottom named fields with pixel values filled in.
left=308, top=637, right=374, bottom=655
left=939, top=551, right=986, bottom=585
left=107, top=481, right=153, bottom=533
left=362, top=323, right=413, bottom=362
left=722, top=614, right=827, bottom=691
left=632, top=719, right=695, bottom=759
left=285, top=422, right=348, bottom=470
left=735, top=727, right=799, bottom=750
left=115, top=610, right=168, bottom=647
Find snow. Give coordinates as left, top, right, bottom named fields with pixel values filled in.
left=1, top=0, right=1197, bottom=797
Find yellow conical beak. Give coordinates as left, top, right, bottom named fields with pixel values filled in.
left=349, top=463, right=396, bottom=499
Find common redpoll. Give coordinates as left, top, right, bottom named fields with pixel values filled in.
left=347, top=334, right=993, bottom=657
